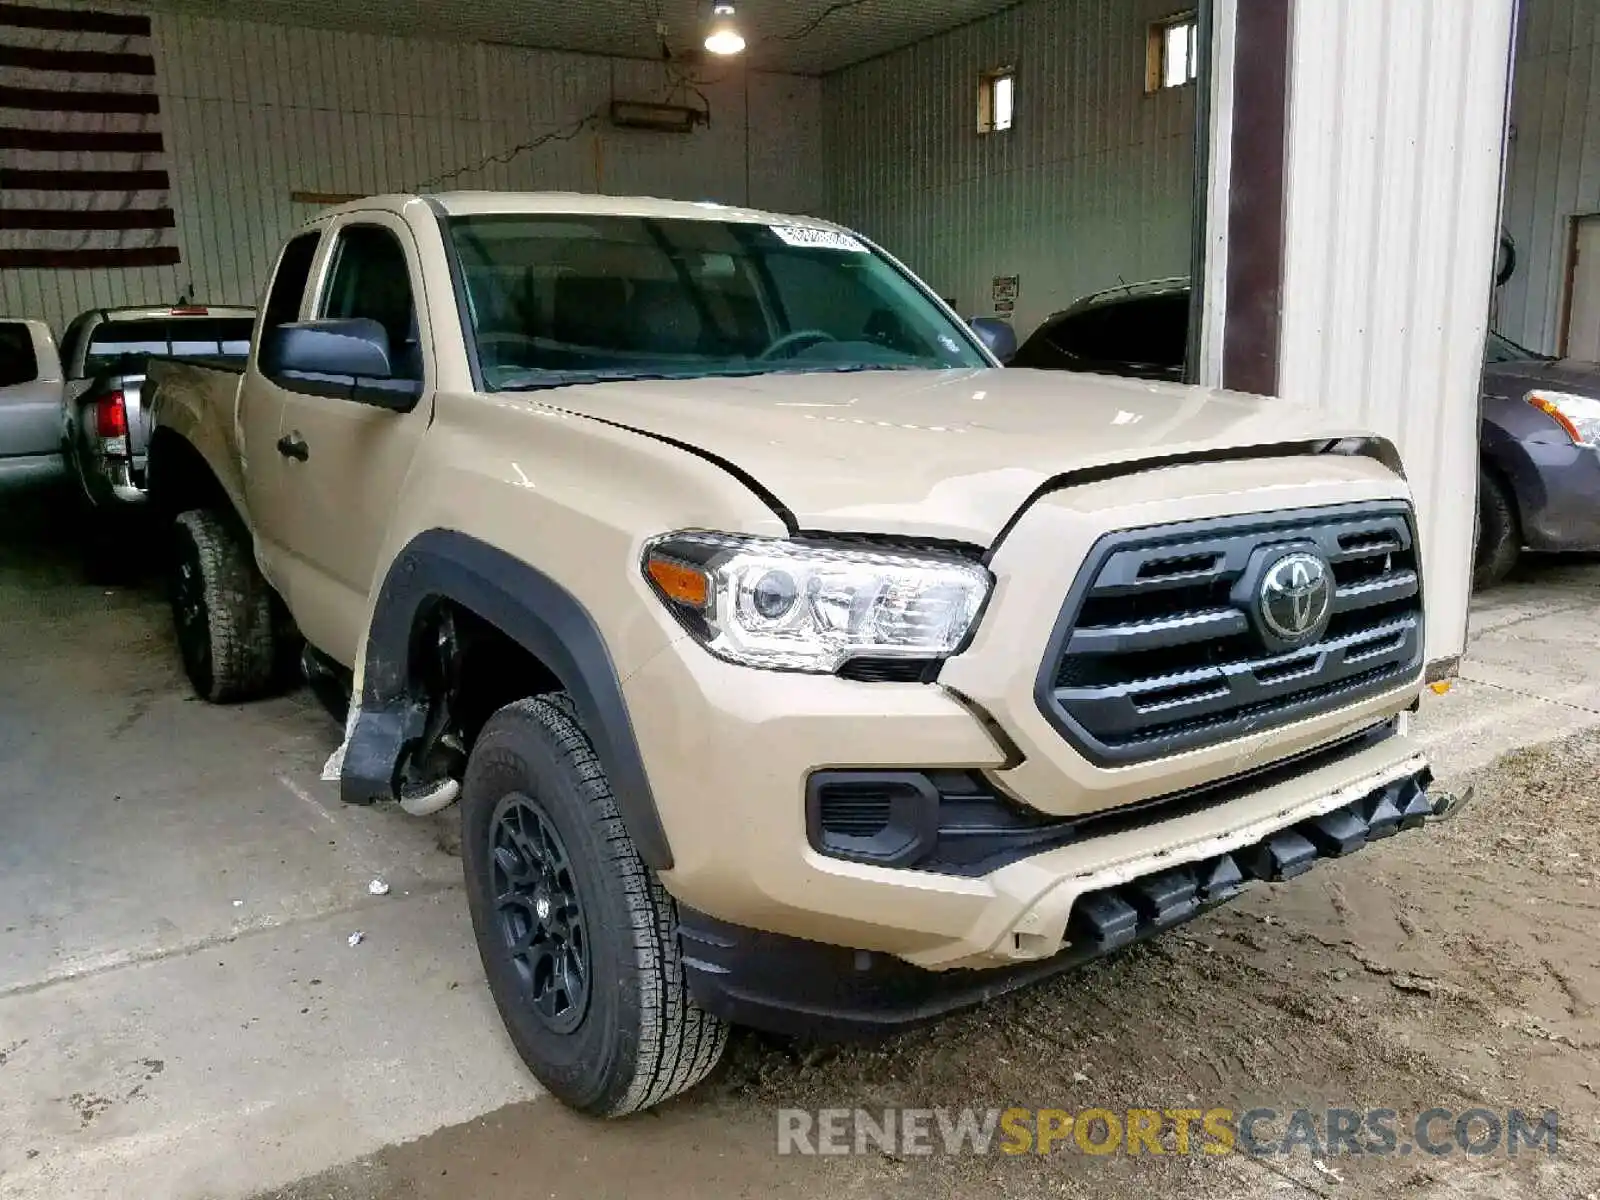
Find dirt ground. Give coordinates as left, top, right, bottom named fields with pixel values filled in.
left=261, top=729, right=1600, bottom=1200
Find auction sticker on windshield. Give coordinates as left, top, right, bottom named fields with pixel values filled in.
left=771, top=225, right=869, bottom=253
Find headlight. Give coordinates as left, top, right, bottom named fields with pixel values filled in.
left=642, top=532, right=992, bottom=673
left=1527, top=390, right=1600, bottom=448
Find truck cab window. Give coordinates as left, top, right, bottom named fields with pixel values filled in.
left=0, top=323, right=37, bottom=387
left=321, top=225, right=422, bottom=381
left=264, top=232, right=321, bottom=333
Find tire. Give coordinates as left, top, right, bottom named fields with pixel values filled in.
left=461, top=695, right=727, bottom=1116
left=169, top=509, right=278, bottom=703
left=1474, top=467, right=1520, bottom=590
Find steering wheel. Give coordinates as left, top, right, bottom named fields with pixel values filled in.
left=758, top=329, right=838, bottom=361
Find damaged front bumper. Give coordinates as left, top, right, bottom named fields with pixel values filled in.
left=678, top=765, right=1439, bottom=1041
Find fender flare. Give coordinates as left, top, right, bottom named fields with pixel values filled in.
left=341, top=528, right=674, bottom=870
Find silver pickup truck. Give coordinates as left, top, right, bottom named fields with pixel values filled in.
left=56, top=305, right=255, bottom=513
left=2, top=305, right=254, bottom=573
left=0, top=319, right=66, bottom=491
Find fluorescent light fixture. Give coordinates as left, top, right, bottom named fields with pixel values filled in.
left=610, top=100, right=705, bottom=133
left=705, top=1, right=745, bottom=55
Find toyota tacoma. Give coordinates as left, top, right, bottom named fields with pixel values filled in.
left=146, top=193, right=1440, bottom=1117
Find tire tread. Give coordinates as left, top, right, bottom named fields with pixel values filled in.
left=1474, top=467, right=1520, bottom=590
left=173, top=509, right=277, bottom=703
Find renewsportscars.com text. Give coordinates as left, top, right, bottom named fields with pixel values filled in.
left=776, top=1107, right=1559, bottom=1158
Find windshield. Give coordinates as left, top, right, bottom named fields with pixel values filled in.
left=447, top=214, right=987, bottom=390
left=1484, top=330, right=1548, bottom=364
left=84, top=316, right=254, bottom=378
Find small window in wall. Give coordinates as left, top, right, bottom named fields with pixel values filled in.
left=978, top=68, right=1015, bottom=134
left=1148, top=13, right=1199, bottom=92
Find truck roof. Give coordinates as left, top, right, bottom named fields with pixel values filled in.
left=90, top=304, right=256, bottom=322
left=326, top=191, right=850, bottom=232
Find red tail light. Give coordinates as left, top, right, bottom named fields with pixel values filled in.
left=170, top=306, right=209, bottom=315
left=96, top=390, right=129, bottom=438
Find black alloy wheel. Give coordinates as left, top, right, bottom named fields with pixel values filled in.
left=490, top=792, right=591, bottom=1034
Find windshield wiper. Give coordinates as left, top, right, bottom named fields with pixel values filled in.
left=497, top=369, right=695, bottom=392
left=765, top=363, right=922, bottom=375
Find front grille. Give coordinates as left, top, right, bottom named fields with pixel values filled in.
left=1037, top=503, right=1423, bottom=765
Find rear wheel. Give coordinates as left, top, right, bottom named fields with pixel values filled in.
left=461, top=695, right=727, bottom=1116
left=170, top=509, right=278, bottom=702
left=1474, top=467, right=1520, bottom=590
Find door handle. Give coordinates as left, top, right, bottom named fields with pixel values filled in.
left=276, top=432, right=309, bottom=462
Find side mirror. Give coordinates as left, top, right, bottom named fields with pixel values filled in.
left=969, top=317, right=1017, bottom=363
left=260, top=318, right=420, bottom=411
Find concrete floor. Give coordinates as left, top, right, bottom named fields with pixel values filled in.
left=0, top=496, right=536, bottom=1200
left=1, top=488, right=1596, bottom=1199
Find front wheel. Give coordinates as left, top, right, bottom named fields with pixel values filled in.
left=170, top=509, right=279, bottom=702
left=461, top=695, right=727, bottom=1116
left=1474, top=467, right=1520, bottom=590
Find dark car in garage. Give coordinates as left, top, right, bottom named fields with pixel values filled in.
left=1010, top=279, right=1600, bottom=587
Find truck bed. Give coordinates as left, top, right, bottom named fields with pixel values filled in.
left=145, top=357, right=251, bottom=523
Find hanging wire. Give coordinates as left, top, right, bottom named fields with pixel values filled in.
left=761, top=0, right=877, bottom=45
left=413, top=113, right=603, bottom=192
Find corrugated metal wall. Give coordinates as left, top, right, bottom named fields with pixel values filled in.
left=1278, top=0, right=1516, bottom=661
left=0, top=9, right=823, bottom=335
left=1497, top=0, right=1597, bottom=353
left=823, top=0, right=1197, bottom=335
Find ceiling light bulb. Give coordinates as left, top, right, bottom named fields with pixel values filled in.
left=705, top=24, right=745, bottom=55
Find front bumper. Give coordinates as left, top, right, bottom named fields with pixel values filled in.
left=1511, top=440, right=1600, bottom=552
left=679, top=764, right=1434, bottom=1040
left=628, top=632, right=1424, bottom=970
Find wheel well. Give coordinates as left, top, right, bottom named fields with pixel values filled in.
left=1478, top=453, right=1522, bottom=533
left=147, top=428, right=230, bottom=522
left=344, top=528, right=674, bottom=869
left=412, top=599, right=564, bottom=757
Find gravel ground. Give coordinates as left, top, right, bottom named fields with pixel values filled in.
left=262, top=729, right=1600, bottom=1200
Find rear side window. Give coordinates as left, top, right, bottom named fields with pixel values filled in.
left=0, top=322, right=38, bottom=387
left=263, top=232, right=322, bottom=333
left=320, top=225, right=421, bottom=380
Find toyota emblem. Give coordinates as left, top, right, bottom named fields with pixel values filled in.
left=1258, top=552, right=1333, bottom=644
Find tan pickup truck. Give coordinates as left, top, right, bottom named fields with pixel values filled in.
left=147, top=192, right=1443, bottom=1117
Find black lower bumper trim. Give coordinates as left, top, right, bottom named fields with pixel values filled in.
left=680, top=765, right=1433, bottom=1041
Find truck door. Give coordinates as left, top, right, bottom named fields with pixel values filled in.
left=241, top=230, right=327, bottom=593
left=266, top=213, right=433, bottom=668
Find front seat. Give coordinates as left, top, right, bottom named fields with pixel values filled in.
left=628, top=281, right=705, bottom=356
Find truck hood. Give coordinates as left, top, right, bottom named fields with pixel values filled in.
left=1482, top=356, right=1600, bottom=395
left=531, top=367, right=1372, bottom=544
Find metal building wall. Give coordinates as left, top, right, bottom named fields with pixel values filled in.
left=823, top=0, right=1197, bottom=335
left=0, top=10, right=824, bottom=335
left=1276, top=0, right=1516, bottom=662
left=1497, top=0, right=1597, bottom=354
